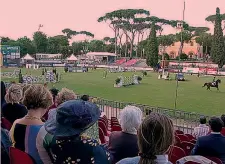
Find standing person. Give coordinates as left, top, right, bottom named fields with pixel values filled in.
left=117, top=112, right=174, bottom=164
left=192, top=116, right=210, bottom=139
left=108, top=106, right=142, bottom=164
left=191, top=117, right=225, bottom=163
left=45, top=100, right=111, bottom=164
left=10, top=84, right=53, bottom=164
left=2, top=84, right=27, bottom=124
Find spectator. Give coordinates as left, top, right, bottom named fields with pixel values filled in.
left=42, top=87, right=59, bottom=121
left=191, top=117, right=225, bottom=163
left=44, top=100, right=111, bottom=164
left=221, top=115, right=225, bottom=136
left=1, top=81, right=6, bottom=109
left=2, top=84, right=27, bottom=124
left=81, top=94, right=90, bottom=101
left=10, top=84, right=53, bottom=164
left=108, top=106, right=142, bottom=164
left=22, top=84, right=32, bottom=97
left=1, top=128, right=12, bottom=164
left=117, top=112, right=174, bottom=164
left=192, top=116, right=209, bottom=138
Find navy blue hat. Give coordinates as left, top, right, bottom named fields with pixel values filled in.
left=45, top=99, right=100, bottom=137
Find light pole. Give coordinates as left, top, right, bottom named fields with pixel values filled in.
left=174, top=0, right=186, bottom=110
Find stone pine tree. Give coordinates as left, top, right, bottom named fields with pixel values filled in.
left=211, top=7, right=225, bottom=68
left=146, top=22, right=159, bottom=68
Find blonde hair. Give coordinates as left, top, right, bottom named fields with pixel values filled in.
left=138, top=112, right=174, bottom=164
left=22, top=84, right=53, bottom=110
left=22, top=84, right=32, bottom=97
left=119, top=105, right=143, bottom=134
left=5, top=84, right=23, bottom=103
left=57, top=88, right=76, bottom=105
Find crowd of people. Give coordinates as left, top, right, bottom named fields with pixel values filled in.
left=1, top=81, right=225, bottom=164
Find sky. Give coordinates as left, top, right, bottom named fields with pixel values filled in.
left=1, top=0, right=225, bottom=41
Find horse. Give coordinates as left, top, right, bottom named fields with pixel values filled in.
left=202, top=79, right=221, bottom=90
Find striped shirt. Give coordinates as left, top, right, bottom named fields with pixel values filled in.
left=193, top=124, right=209, bottom=139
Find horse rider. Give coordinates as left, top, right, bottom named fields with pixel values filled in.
left=212, top=76, right=216, bottom=85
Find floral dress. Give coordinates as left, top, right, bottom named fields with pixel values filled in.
left=84, top=122, right=99, bottom=141
left=50, top=135, right=111, bottom=164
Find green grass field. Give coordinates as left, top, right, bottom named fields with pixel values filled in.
left=1, top=68, right=225, bottom=116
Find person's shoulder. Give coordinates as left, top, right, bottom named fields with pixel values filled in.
left=117, top=156, right=140, bottom=164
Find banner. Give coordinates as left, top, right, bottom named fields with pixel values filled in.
left=1, top=45, right=20, bottom=67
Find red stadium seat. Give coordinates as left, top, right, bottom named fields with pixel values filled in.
left=111, top=125, right=122, bottom=132
left=205, top=156, right=223, bottom=164
left=190, top=139, right=197, bottom=144
left=175, top=130, right=184, bottom=135
left=177, top=134, right=190, bottom=142
left=9, top=147, right=35, bottom=164
left=181, top=141, right=195, bottom=155
left=99, top=127, right=106, bottom=144
left=98, top=120, right=110, bottom=136
left=168, top=145, right=186, bottom=164
left=185, top=134, right=196, bottom=141
left=1, top=117, right=12, bottom=131
left=175, top=135, right=182, bottom=147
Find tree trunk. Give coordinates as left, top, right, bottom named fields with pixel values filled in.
left=136, top=32, right=140, bottom=57
left=114, top=29, right=118, bottom=55
left=125, top=35, right=128, bottom=57
left=129, top=33, right=135, bottom=58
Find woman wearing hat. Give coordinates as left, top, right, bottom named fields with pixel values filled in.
left=42, top=100, right=111, bottom=164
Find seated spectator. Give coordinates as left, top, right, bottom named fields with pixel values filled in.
left=42, top=87, right=59, bottom=121
left=117, top=112, right=174, bottom=164
left=192, top=116, right=209, bottom=138
left=1, top=81, right=6, bottom=109
left=44, top=100, right=111, bottom=164
left=47, top=88, right=76, bottom=121
left=10, top=84, right=53, bottom=164
left=2, top=84, right=27, bottom=124
left=81, top=94, right=90, bottom=101
left=108, top=106, right=142, bottom=163
left=191, top=117, right=225, bottom=163
left=221, top=115, right=225, bottom=136
left=1, top=128, right=12, bottom=164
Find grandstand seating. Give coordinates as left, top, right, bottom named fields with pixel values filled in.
left=124, top=59, right=139, bottom=66
left=115, top=58, right=126, bottom=65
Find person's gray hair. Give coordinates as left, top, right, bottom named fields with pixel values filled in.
left=119, top=105, right=143, bottom=134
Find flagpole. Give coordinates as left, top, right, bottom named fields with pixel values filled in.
left=174, top=0, right=186, bottom=110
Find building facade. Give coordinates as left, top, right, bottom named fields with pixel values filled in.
left=164, top=37, right=203, bottom=59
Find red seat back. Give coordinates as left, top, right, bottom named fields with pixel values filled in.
left=181, top=141, right=195, bottom=155
left=190, top=139, right=197, bottom=144
left=168, top=145, right=186, bottom=164
left=98, top=120, right=108, bottom=136
left=1, top=117, right=12, bottom=131
left=175, top=130, right=184, bottom=135
left=185, top=134, right=196, bottom=141
left=177, top=134, right=190, bottom=142
left=9, top=147, right=35, bottom=164
left=175, top=136, right=181, bottom=147
left=205, top=157, right=223, bottom=164
left=111, top=125, right=122, bottom=132
left=99, top=127, right=106, bottom=144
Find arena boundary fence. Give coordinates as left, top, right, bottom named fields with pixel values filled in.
left=77, top=95, right=210, bottom=134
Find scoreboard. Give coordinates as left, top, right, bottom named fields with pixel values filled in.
left=0, top=45, right=20, bottom=67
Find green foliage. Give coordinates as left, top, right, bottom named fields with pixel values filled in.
left=146, top=23, right=158, bottom=67
left=33, top=31, right=48, bottom=53
left=211, top=8, right=225, bottom=68
left=157, top=34, right=175, bottom=46
left=195, top=33, right=213, bottom=54
left=175, top=31, right=192, bottom=43
left=115, top=78, right=120, bottom=84
left=137, top=76, right=142, bottom=81
left=164, top=53, right=170, bottom=60
left=179, top=53, right=188, bottom=60
left=47, top=35, right=69, bottom=54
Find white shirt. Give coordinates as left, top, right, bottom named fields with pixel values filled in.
left=193, top=124, right=209, bottom=138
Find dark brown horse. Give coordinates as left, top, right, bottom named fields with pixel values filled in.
left=202, top=79, right=221, bottom=90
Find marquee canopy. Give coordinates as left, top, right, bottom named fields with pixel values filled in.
left=66, top=54, right=78, bottom=61
left=22, top=54, right=34, bottom=60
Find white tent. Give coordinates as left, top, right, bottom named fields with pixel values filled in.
left=66, top=54, right=78, bottom=61
left=22, top=53, right=34, bottom=60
